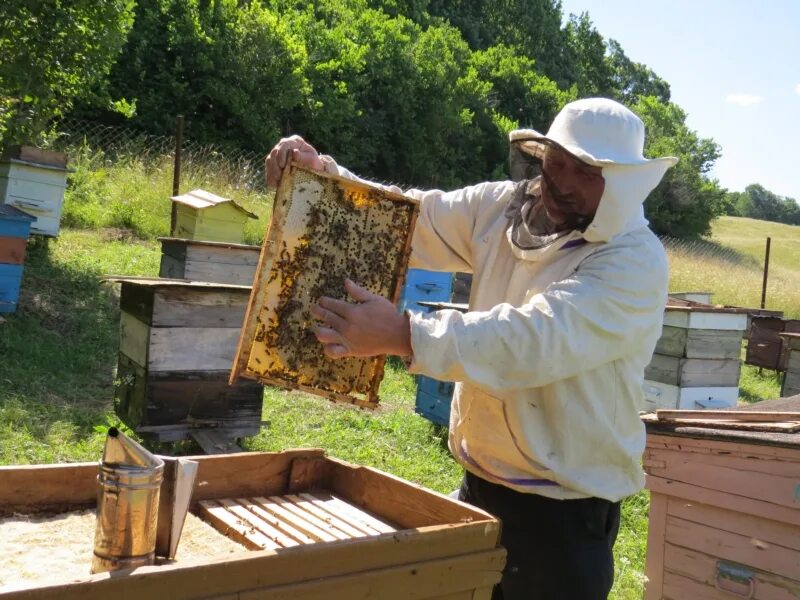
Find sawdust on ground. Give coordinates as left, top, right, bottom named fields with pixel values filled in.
left=0, top=509, right=248, bottom=592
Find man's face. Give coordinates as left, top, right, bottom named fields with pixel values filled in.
left=540, top=146, right=605, bottom=228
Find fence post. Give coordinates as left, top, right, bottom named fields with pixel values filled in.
left=760, top=236, right=771, bottom=309
left=170, top=115, right=184, bottom=235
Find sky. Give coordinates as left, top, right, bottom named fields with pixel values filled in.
left=558, top=0, right=800, bottom=202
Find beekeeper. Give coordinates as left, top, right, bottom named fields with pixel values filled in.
left=266, top=97, right=678, bottom=600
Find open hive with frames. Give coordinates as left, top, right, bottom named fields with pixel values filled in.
left=231, top=164, right=419, bottom=407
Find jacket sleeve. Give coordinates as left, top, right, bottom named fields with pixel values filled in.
left=321, top=156, right=506, bottom=273
left=407, top=239, right=668, bottom=392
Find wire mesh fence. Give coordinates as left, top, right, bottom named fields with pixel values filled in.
left=51, top=117, right=268, bottom=191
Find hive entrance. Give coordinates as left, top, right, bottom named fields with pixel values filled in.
left=232, top=166, right=418, bottom=407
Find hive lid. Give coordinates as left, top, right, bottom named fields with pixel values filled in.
left=171, top=189, right=258, bottom=219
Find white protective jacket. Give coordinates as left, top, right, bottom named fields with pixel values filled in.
left=322, top=158, right=668, bottom=502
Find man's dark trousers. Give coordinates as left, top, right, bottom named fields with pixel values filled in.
left=459, top=471, right=621, bottom=600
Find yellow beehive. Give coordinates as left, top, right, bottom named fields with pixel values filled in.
left=171, top=189, right=257, bottom=244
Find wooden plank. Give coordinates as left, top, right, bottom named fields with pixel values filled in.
left=119, top=281, right=155, bottom=326
left=195, top=499, right=281, bottom=550
left=191, top=430, right=244, bottom=455
left=664, top=544, right=800, bottom=600
left=119, top=312, right=149, bottom=369
left=183, top=260, right=256, bottom=286
left=680, top=358, right=741, bottom=387
left=664, top=310, right=748, bottom=331
left=644, top=446, right=800, bottom=509
left=282, top=494, right=370, bottom=538
left=0, top=521, right=501, bottom=600
left=646, top=476, right=800, bottom=528
left=643, top=416, right=800, bottom=432
left=325, top=458, right=497, bottom=530
left=665, top=514, right=800, bottom=580
left=301, top=492, right=396, bottom=534
left=643, top=492, right=668, bottom=600
left=655, top=325, right=688, bottom=358
left=288, top=456, right=334, bottom=493
left=0, top=236, right=27, bottom=264
left=646, top=433, right=800, bottom=462
left=159, top=254, right=186, bottom=279
left=656, top=409, right=800, bottom=422
left=685, top=329, right=743, bottom=359
left=667, top=496, right=800, bottom=551
left=148, top=327, right=241, bottom=371
left=217, top=498, right=301, bottom=548
left=645, top=444, right=800, bottom=478
left=186, top=244, right=260, bottom=266
left=249, top=496, right=339, bottom=542
left=151, top=287, right=249, bottom=327
left=260, top=495, right=353, bottom=540
left=234, top=550, right=505, bottom=600
left=237, top=498, right=319, bottom=544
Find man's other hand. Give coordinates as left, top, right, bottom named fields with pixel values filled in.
left=311, top=279, right=412, bottom=359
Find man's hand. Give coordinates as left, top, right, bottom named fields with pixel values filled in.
left=265, top=135, right=324, bottom=188
left=311, top=279, right=412, bottom=359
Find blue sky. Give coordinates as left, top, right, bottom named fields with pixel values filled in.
left=559, top=0, right=800, bottom=202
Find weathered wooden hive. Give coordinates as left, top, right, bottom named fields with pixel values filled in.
left=642, top=302, right=749, bottom=411
left=158, top=237, right=260, bottom=286
left=171, top=189, right=257, bottom=245
left=0, top=450, right=504, bottom=599
left=111, top=277, right=263, bottom=441
left=0, top=205, right=35, bottom=313
left=781, top=333, right=800, bottom=398
left=0, top=146, right=69, bottom=237
left=233, top=165, right=419, bottom=408
left=641, top=396, right=800, bottom=599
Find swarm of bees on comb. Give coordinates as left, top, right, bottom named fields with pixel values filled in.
left=232, top=166, right=419, bottom=407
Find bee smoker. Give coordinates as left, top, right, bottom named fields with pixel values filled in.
left=91, top=427, right=164, bottom=573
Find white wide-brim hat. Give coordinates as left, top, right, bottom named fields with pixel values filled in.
left=509, top=98, right=679, bottom=243
left=509, top=97, right=678, bottom=169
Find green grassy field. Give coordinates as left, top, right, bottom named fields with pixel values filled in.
left=0, top=154, right=794, bottom=598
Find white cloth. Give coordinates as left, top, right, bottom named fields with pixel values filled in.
left=321, top=157, right=668, bottom=502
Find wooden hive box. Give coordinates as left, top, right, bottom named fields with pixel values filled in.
left=668, top=291, right=713, bottom=304
left=642, top=396, right=800, bottom=599
left=171, top=189, right=257, bottom=245
left=643, top=303, right=749, bottom=412
left=0, top=205, right=35, bottom=313
left=0, top=450, right=504, bottom=599
left=158, top=237, right=261, bottom=286
left=111, top=277, right=263, bottom=441
left=781, top=333, right=800, bottom=398
left=0, top=147, right=70, bottom=237
left=233, top=165, right=419, bottom=408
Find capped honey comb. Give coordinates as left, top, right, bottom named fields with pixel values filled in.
left=231, top=164, right=419, bottom=407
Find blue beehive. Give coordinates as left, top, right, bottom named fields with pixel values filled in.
left=399, top=268, right=455, bottom=426
left=0, top=205, right=35, bottom=313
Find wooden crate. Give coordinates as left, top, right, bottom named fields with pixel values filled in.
left=158, top=237, right=260, bottom=286
left=0, top=450, right=504, bottom=599
left=0, top=205, right=35, bottom=313
left=233, top=165, right=419, bottom=408
left=110, top=277, right=263, bottom=441
left=171, top=189, right=257, bottom=245
left=0, top=158, right=69, bottom=237
left=781, top=333, right=800, bottom=398
left=642, top=396, right=800, bottom=599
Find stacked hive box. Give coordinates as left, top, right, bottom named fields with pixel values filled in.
left=171, top=189, right=257, bottom=245
left=113, top=277, right=263, bottom=442
left=0, top=205, right=35, bottom=313
left=781, top=333, right=800, bottom=398
left=643, top=305, right=748, bottom=411
left=158, top=237, right=260, bottom=286
left=0, top=146, right=70, bottom=237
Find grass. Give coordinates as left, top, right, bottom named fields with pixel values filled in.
left=665, top=217, right=800, bottom=318
left=1, top=149, right=794, bottom=597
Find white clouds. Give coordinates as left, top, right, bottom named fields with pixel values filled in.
left=795, top=83, right=800, bottom=96
left=726, top=93, right=763, bottom=106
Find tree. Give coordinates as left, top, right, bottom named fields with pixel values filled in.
left=606, top=39, right=670, bottom=104
left=562, top=12, right=614, bottom=98
left=633, top=96, right=725, bottom=238
left=0, top=0, right=135, bottom=144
